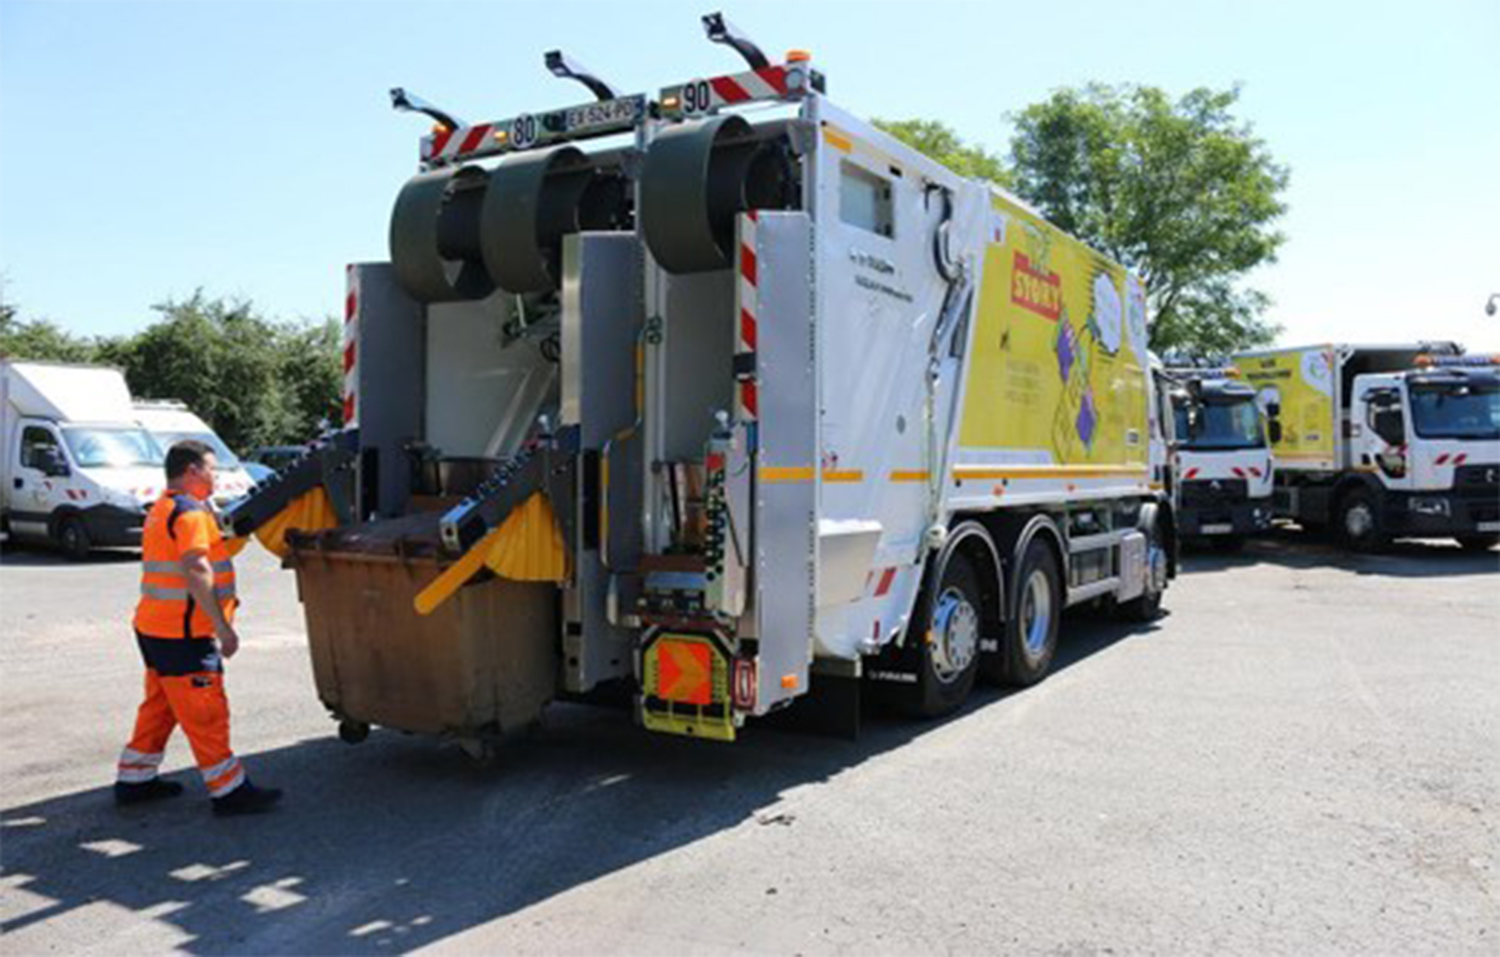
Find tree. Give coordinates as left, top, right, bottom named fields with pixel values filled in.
left=1009, top=84, right=1289, bottom=355
left=1, top=293, right=102, bottom=363
left=872, top=118, right=1014, bottom=188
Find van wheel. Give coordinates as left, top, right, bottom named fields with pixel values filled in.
left=1335, top=489, right=1386, bottom=552
left=57, top=515, right=91, bottom=562
left=1000, top=537, right=1061, bottom=686
left=901, top=551, right=983, bottom=718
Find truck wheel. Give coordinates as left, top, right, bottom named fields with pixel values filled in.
left=1335, top=489, right=1386, bottom=552
left=1455, top=535, right=1500, bottom=552
left=999, top=537, right=1061, bottom=686
left=1118, top=520, right=1167, bottom=623
left=902, top=551, right=983, bottom=718
left=57, top=515, right=91, bottom=562
left=338, top=720, right=370, bottom=744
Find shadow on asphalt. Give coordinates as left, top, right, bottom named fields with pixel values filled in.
left=1179, top=526, right=1500, bottom=580
left=0, top=609, right=1155, bottom=954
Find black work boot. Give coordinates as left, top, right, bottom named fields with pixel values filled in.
left=211, top=781, right=283, bottom=817
left=115, top=778, right=186, bottom=806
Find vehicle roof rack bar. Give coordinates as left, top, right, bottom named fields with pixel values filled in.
left=702, top=11, right=769, bottom=70
left=544, top=50, right=620, bottom=102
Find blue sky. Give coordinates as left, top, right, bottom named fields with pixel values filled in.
left=2, top=0, right=1497, bottom=350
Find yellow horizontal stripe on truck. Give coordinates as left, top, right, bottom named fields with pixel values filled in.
left=821, top=469, right=864, bottom=483
left=889, top=470, right=930, bottom=483
left=953, top=465, right=1149, bottom=481
left=760, top=466, right=816, bottom=484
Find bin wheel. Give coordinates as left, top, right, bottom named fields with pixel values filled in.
left=458, top=738, right=500, bottom=767
left=338, top=720, right=370, bottom=744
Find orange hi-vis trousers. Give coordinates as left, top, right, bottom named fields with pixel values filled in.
left=117, top=634, right=244, bottom=799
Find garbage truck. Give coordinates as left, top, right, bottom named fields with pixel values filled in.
left=1235, top=343, right=1500, bottom=551
left=226, top=13, right=1178, bottom=755
left=1161, top=367, right=1274, bottom=549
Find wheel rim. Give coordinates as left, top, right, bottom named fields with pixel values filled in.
left=1345, top=502, right=1374, bottom=539
left=930, top=586, right=979, bottom=683
left=1021, top=569, right=1053, bottom=660
left=1147, top=537, right=1167, bottom=595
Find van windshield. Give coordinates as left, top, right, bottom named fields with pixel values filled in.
left=1409, top=385, right=1500, bottom=440
left=1179, top=398, right=1264, bottom=450
left=152, top=431, right=241, bottom=467
left=62, top=427, right=164, bottom=468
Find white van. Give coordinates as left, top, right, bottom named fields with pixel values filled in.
left=2, top=360, right=165, bottom=559
left=132, top=400, right=255, bottom=506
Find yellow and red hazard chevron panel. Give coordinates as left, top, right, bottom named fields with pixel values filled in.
left=641, top=632, right=735, bottom=742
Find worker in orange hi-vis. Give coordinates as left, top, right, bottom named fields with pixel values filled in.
left=115, top=439, right=282, bottom=816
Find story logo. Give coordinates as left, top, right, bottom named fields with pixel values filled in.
left=1012, top=252, right=1061, bottom=321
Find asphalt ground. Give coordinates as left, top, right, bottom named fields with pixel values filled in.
left=1, top=530, right=1497, bottom=955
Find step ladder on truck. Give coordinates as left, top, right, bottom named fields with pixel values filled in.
left=226, top=12, right=1179, bottom=757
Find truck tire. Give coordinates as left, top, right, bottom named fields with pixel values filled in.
left=1335, top=489, right=1386, bottom=553
left=999, top=537, right=1061, bottom=686
left=1118, top=519, right=1167, bottom=623
left=57, top=515, right=91, bottom=562
left=901, top=551, right=983, bottom=718
left=1455, top=535, right=1500, bottom=552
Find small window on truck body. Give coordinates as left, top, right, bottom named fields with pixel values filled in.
left=839, top=160, right=894, bottom=238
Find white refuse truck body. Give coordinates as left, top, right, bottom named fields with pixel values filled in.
left=1, top=360, right=164, bottom=557
left=227, top=21, right=1178, bottom=749
left=1235, top=342, right=1500, bottom=550
left=132, top=400, right=255, bottom=506
left=1161, top=367, right=1275, bottom=545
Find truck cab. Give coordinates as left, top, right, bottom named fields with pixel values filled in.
left=1166, top=368, right=1274, bottom=547
left=1345, top=357, right=1500, bottom=548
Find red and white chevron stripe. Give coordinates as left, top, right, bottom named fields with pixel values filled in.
left=735, top=211, right=759, bottom=421
left=343, top=264, right=359, bottom=427
left=709, top=65, right=790, bottom=106
left=422, top=122, right=496, bottom=166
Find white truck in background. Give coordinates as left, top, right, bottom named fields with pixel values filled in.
left=1, top=360, right=164, bottom=559
left=1235, top=343, right=1500, bottom=551
left=1162, top=367, right=1274, bottom=549
left=133, top=399, right=255, bottom=506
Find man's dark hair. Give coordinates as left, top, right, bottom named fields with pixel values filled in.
left=165, top=439, right=215, bottom=479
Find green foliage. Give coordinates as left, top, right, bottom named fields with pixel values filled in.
left=872, top=118, right=1014, bottom=188
left=2, top=290, right=341, bottom=452
left=1009, top=83, right=1289, bottom=355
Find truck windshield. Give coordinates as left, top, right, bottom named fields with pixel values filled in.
left=1180, top=399, right=1264, bottom=450
left=152, top=431, right=241, bottom=467
left=1409, top=385, right=1500, bottom=440
left=62, top=427, right=164, bottom=468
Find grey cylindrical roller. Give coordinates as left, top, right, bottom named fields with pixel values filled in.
left=480, top=146, right=594, bottom=294
left=640, top=114, right=759, bottom=273
left=389, top=165, right=496, bottom=303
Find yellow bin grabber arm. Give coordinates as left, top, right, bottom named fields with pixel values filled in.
left=414, top=491, right=569, bottom=616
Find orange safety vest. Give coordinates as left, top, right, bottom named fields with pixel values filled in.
left=133, top=492, right=238, bottom=639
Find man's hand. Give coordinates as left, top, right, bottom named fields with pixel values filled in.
left=216, top=623, right=241, bottom=660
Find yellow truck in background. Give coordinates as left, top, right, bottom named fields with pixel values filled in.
left=1235, top=343, right=1500, bottom=551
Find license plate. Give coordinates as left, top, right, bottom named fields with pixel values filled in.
left=1479, top=521, right=1500, bottom=533
left=1201, top=523, right=1233, bottom=535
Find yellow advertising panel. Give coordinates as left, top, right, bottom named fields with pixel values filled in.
left=1236, top=347, right=1336, bottom=470
left=960, top=193, right=1148, bottom=468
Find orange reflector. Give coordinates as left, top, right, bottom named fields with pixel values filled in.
left=493, top=129, right=509, bottom=142
left=431, top=123, right=449, bottom=135
left=662, top=94, right=681, bottom=109
left=781, top=673, right=798, bottom=690
left=786, top=49, right=812, bottom=62
left=657, top=639, right=713, bottom=705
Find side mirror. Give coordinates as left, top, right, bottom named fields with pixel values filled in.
left=1267, top=420, right=1283, bottom=444
left=37, top=447, right=70, bottom=477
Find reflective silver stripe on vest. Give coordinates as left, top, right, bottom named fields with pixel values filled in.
left=142, top=560, right=181, bottom=575
left=214, top=585, right=237, bottom=600
left=140, top=584, right=189, bottom=601
left=213, top=560, right=234, bottom=574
